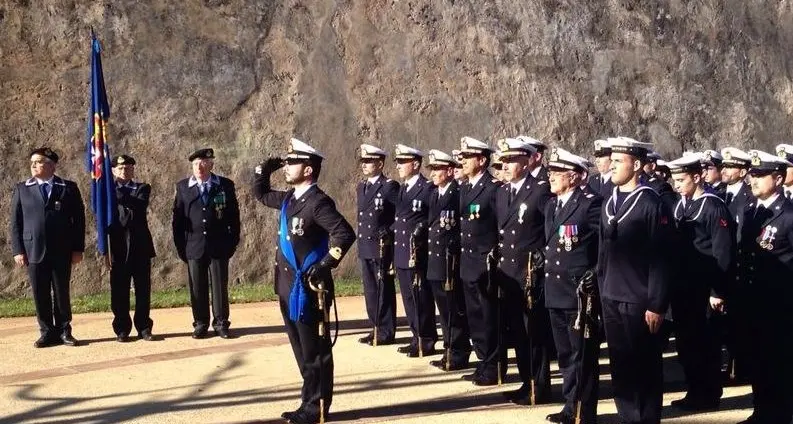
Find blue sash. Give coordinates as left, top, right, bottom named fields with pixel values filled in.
left=279, top=197, right=328, bottom=323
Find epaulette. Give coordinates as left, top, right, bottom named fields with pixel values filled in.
left=538, top=180, right=547, bottom=185
left=585, top=194, right=594, bottom=198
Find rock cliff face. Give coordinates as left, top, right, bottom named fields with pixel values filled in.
left=1, top=0, right=791, bottom=295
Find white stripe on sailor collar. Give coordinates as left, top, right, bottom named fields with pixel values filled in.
left=606, top=185, right=654, bottom=224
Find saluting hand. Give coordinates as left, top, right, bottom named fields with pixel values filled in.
left=13, top=254, right=27, bottom=267
left=644, top=310, right=662, bottom=334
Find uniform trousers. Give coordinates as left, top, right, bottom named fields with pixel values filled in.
left=602, top=298, right=664, bottom=424
left=395, top=267, right=437, bottom=350
left=359, top=258, right=396, bottom=341
left=28, top=253, right=73, bottom=337
left=187, top=256, right=230, bottom=332
left=110, top=257, right=153, bottom=335
left=279, top=297, right=334, bottom=416
left=426, top=279, right=471, bottom=363
left=549, top=308, right=600, bottom=422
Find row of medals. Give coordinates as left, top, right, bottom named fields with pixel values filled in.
left=757, top=226, right=777, bottom=250
left=558, top=225, right=579, bottom=252
left=439, top=210, right=456, bottom=230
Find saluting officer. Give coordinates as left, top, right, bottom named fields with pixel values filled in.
left=172, top=148, right=240, bottom=339
left=424, top=150, right=472, bottom=370
left=667, top=154, right=736, bottom=411
left=699, top=150, right=726, bottom=199
left=109, top=155, right=156, bottom=342
left=776, top=144, right=793, bottom=200
left=253, top=138, right=356, bottom=424
left=457, top=136, right=502, bottom=385
left=733, top=150, right=793, bottom=424
left=598, top=137, right=673, bottom=424
left=392, top=144, right=437, bottom=357
left=494, top=138, right=555, bottom=402
left=588, top=139, right=614, bottom=198
left=518, top=135, right=549, bottom=183
left=543, top=148, right=602, bottom=424
left=11, top=147, right=86, bottom=348
left=355, top=144, right=399, bottom=346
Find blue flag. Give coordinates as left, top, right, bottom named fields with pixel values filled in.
left=85, top=33, right=116, bottom=256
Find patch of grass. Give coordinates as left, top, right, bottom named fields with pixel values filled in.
left=0, top=277, right=363, bottom=318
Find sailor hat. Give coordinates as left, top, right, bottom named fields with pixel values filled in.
left=548, top=147, right=589, bottom=172
left=394, top=144, right=424, bottom=160
left=775, top=144, right=793, bottom=163
left=286, top=138, right=324, bottom=161
left=515, top=135, right=547, bottom=152
left=593, top=139, right=612, bottom=158
left=359, top=144, right=387, bottom=160
left=496, top=137, right=537, bottom=158
left=459, top=136, right=492, bottom=155
left=721, top=147, right=752, bottom=168
left=607, top=136, right=653, bottom=158
left=667, top=154, right=705, bottom=174
left=748, top=150, right=792, bottom=175
left=426, top=149, right=458, bottom=167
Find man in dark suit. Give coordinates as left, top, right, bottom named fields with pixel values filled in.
left=667, top=154, right=736, bottom=411
left=253, top=138, right=355, bottom=424
left=493, top=138, right=555, bottom=403
left=108, top=154, right=156, bottom=342
left=457, top=136, right=501, bottom=385
left=734, top=150, right=793, bottom=424
left=542, top=147, right=602, bottom=424
left=424, top=149, right=471, bottom=371
left=355, top=144, right=399, bottom=346
left=392, top=144, right=437, bottom=357
left=588, top=139, right=614, bottom=198
left=598, top=137, right=674, bottom=424
left=10, top=147, right=85, bottom=348
left=172, top=148, right=240, bottom=339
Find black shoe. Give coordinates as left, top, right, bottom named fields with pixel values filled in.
left=281, top=404, right=304, bottom=421
left=368, top=337, right=395, bottom=346
left=472, top=374, right=499, bottom=386
left=61, top=333, right=78, bottom=346
left=736, top=415, right=758, bottom=424
left=670, top=396, right=719, bottom=411
left=117, top=333, right=130, bottom=343
left=397, top=344, right=414, bottom=354
left=512, top=394, right=552, bottom=406
left=430, top=358, right=469, bottom=371
left=287, top=409, right=321, bottom=424
left=216, top=328, right=231, bottom=339
left=33, top=335, right=60, bottom=348
left=546, top=411, right=572, bottom=423
left=461, top=370, right=481, bottom=381
left=192, top=329, right=208, bottom=339
left=358, top=334, right=373, bottom=344
left=406, top=347, right=435, bottom=358
left=139, top=329, right=154, bottom=341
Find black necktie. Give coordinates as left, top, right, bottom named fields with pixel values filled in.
left=508, top=187, right=516, bottom=205
left=201, top=182, right=209, bottom=205
left=725, top=192, right=734, bottom=205
left=554, top=199, right=562, bottom=216
left=364, top=181, right=371, bottom=195
left=40, top=182, right=49, bottom=202
left=787, top=191, right=792, bottom=201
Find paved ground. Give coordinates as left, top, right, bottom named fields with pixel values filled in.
left=0, top=296, right=753, bottom=423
